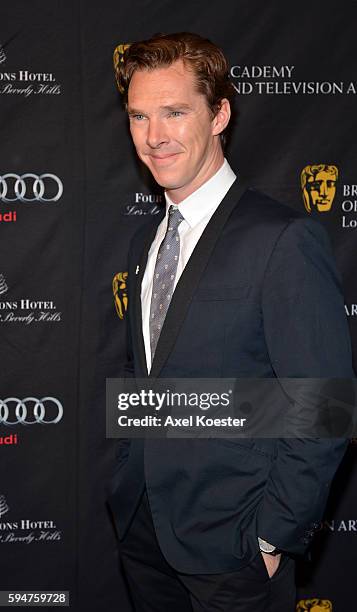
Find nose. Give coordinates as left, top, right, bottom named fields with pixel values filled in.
left=320, top=181, right=328, bottom=197
left=146, top=118, right=168, bottom=149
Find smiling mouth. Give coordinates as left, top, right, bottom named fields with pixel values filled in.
left=150, top=153, right=180, bottom=160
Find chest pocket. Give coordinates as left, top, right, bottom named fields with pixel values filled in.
left=193, top=284, right=252, bottom=302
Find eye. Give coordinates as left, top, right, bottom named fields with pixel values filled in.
left=129, top=114, right=146, bottom=121
left=168, top=111, right=183, bottom=117
left=310, top=182, right=321, bottom=190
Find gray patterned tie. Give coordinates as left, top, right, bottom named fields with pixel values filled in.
left=149, top=205, right=184, bottom=360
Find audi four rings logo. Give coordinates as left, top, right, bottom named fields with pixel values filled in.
left=0, top=174, right=63, bottom=203
left=0, top=397, right=63, bottom=425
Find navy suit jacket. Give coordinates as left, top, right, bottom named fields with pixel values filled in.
left=108, top=179, right=354, bottom=573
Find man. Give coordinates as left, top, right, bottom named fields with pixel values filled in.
left=108, top=32, right=354, bottom=612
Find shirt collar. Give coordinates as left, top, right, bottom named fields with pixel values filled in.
left=164, top=158, right=237, bottom=228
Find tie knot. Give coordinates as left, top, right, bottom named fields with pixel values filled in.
left=167, top=206, right=184, bottom=231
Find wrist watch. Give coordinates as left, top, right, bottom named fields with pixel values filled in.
left=258, top=537, right=279, bottom=555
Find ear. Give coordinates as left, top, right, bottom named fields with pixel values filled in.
left=302, top=187, right=311, bottom=213
left=211, top=98, right=231, bottom=136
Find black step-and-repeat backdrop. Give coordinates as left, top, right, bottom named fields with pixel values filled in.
left=1, top=2, right=356, bottom=611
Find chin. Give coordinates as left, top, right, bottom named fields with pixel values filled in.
left=151, top=171, right=183, bottom=190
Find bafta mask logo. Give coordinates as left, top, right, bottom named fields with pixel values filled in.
left=113, top=272, right=128, bottom=319
left=296, top=598, right=332, bottom=611
left=113, top=43, right=131, bottom=93
left=301, top=165, right=338, bottom=213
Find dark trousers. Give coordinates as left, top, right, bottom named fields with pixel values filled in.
left=120, top=491, right=296, bottom=612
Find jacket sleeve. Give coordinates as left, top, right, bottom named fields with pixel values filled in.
left=256, top=217, right=354, bottom=555
left=113, top=243, right=136, bottom=474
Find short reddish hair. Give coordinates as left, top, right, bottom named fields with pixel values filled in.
left=115, top=32, right=235, bottom=143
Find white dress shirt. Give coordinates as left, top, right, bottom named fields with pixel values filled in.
left=141, top=158, right=237, bottom=372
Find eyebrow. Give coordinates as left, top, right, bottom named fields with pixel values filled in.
left=127, top=103, right=192, bottom=114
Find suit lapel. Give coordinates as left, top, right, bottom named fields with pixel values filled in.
left=133, top=212, right=165, bottom=377
left=150, top=179, right=249, bottom=378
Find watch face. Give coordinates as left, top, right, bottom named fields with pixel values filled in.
left=260, top=543, right=276, bottom=553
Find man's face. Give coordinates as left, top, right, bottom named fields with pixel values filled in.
left=127, top=59, right=228, bottom=202
left=307, top=170, right=337, bottom=212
